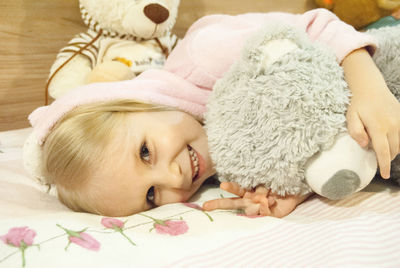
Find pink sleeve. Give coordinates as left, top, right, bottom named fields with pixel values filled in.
left=164, top=9, right=377, bottom=91
left=235, top=9, right=377, bottom=62
left=282, top=9, right=376, bottom=62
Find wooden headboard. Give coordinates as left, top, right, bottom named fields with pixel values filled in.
left=0, top=0, right=316, bottom=131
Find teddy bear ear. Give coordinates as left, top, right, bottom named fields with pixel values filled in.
left=315, top=0, right=334, bottom=9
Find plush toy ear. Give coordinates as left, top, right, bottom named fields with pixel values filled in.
left=377, top=0, right=400, bottom=10
left=23, top=131, right=47, bottom=185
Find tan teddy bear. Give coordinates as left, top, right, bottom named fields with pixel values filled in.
left=46, top=0, right=180, bottom=102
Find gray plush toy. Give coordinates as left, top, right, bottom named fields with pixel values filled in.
left=205, top=23, right=400, bottom=199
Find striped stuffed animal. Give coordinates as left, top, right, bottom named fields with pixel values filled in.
left=47, top=0, right=180, bottom=102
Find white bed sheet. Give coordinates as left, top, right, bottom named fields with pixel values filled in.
left=1, top=128, right=400, bottom=268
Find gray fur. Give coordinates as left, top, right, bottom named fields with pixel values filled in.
left=205, top=24, right=400, bottom=196
left=205, top=24, right=349, bottom=196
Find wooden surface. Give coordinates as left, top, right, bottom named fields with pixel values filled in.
left=0, top=0, right=316, bottom=131
left=0, top=0, right=86, bottom=131
left=174, top=0, right=317, bottom=37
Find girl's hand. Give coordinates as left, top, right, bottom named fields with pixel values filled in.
left=202, top=182, right=311, bottom=218
left=346, top=87, right=400, bottom=179
left=342, top=48, right=400, bottom=179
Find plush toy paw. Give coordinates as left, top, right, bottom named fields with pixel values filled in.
left=86, top=61, right=135, bottom=83
left=305, top=133, right=377, bottom=199
left=320, top=169, right=361, bottom=200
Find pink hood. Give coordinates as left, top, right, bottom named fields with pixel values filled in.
left=29, top=9, right=376, bottom=145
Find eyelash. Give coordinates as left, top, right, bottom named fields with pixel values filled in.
left=147, top=186, right=155, bottom=203
left=141, top=142, right=154, bottom=204
left=140, top=142, right=151, bottom=163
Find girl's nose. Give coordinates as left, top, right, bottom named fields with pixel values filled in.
left=164, top=162, right=184, bottom=188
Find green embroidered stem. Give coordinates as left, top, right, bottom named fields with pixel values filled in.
left=202, top=210, right=214, bottom=222
left=0, top=250, right=19, bottom=264
left=125, top=210, right=193, bottom=231
left=20, top=247, right=25, bottom=268
left=38, top=233, right=66, bottom=245
left=0, top=243, right=40, bottom=266
left=118, top=230, right=136, bottom=246
left=65, top=241, right=71, bottom=251
left=138, top=213, right=166, bottom=225
left=124, top=220, right=154, bottom=230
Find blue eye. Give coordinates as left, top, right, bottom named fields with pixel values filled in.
left=147, top=186, right=155, bottom=203
left=140, top=142, right=151, bottom=162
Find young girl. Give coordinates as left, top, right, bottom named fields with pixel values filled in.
left=24, top=9, right=400, bottom=217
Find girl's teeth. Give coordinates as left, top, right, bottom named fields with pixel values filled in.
left=188, top=146, right=199, bottom=178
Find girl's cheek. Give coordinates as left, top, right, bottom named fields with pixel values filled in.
left=168, top=112, right=186, bottom=126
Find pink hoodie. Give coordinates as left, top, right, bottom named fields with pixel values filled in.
left=29, top=9, right=376, bottom=144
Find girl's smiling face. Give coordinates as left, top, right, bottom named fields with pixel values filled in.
left=85, top=110, right=216, bottom=216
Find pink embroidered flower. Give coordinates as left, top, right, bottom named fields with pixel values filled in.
left=57, top=224, right=100, bottom=251
left=69, top=232, right=100, bottom=251
left=154, top=220, right=189, bottom=236
left=140, top=214, right=189, bottom=236
left=1, top=227, right=38, bottom=267
left=100, top=217, right=136, bottom=246
left=0, top=227, right=36, bottom=247
left=101, top=217, right=124, bottom=229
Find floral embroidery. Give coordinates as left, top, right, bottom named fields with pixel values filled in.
left=183, top=203, right=214, bottom=222
left=139, top=214, right=189, bottom=236
left=0, top=204, right=220, bottom=266
left=101, top=218, right=136, bottom=246
left=101, top=217, right=124, bottom=229
left=154, top=220, right=189, bottom=236
left=0, top=227, right=39, bottom=267
left=56, top=224, right=100, bottom=251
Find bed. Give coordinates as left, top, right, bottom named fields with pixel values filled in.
left=1, top=0, right=400, bottom=267
left=1, top=128, right=400, bottom=267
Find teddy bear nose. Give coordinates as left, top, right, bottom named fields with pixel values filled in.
left=144, top=3, right=170, bottom=24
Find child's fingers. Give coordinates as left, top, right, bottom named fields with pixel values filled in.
left=370, top=131, right=391, bottom=179
left=346, top=110, right=370, bottom=147
left=202, top=197, right=250, bottom=211
left=387, top=131, right=399, bottom=160
left=244, top=203, right=261, bottom=216
left=220, top=182, right=247, bottom=197
left=255, top=186, right=269, bottom=195
left=252, top=192, right=275, bottom=206
left=253, top=195, right=272, bottom=216
left=242, top=186, right=269, bottom=200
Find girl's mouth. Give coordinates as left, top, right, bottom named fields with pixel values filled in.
left=188, top=145, right=200, bottom=182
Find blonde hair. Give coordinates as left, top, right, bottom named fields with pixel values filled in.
left=43, top=99, right=171, bottom=214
